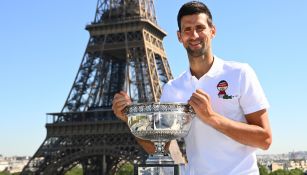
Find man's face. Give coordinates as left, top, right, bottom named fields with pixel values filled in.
left=177, top=13, right=216, bottom=58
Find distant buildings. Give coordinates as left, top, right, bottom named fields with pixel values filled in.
left=287, top=160, right=307, bottom=171
left=271, top=162, right=284, bottom=171
left=257, top=151, right=307, bottom=173
left=0, top=155, right=9, bottom=172
left=0, top=154, right=30, bottom=173
left=269, top=160, right=307, bottom=172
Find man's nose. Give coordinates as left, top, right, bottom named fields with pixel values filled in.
left=190, top=29, right=199, bottom=39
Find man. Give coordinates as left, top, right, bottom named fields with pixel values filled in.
left=112, top=1, right=272, bottom=174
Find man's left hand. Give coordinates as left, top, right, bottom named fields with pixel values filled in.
left=188, top=89, right=215, bottom=123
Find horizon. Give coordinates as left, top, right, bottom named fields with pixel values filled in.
left=2, top=150, right=307, bottom=157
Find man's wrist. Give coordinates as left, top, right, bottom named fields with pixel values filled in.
left=123, top=115, right=128, bottom=123
left=205, top=112, right=221, bottom=128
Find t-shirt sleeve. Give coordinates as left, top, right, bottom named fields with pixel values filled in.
left=239, top=64, right=270, bottom=114
left=160, top=83, right=172, bottom=102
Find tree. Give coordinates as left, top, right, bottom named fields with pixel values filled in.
left=259, top=164, right=269, bottom=175
left=0, top=171, right=11, bottom=175
left=289, top=168, right=304, bottom=175
left=65, top=166, right=83, bottom=175
left=270, top=169, right=289, bottom=175
left=115, top=162, right=134, bottom=175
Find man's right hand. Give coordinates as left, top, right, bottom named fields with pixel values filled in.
left=112, top=91, right=132, bottom=123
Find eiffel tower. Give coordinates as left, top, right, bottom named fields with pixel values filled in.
left=21, top=0, right=180, bottom=174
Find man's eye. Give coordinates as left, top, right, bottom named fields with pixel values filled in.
left=196, top=27, right=205, bottom=32
left=184, top=28, right=192, bottom=32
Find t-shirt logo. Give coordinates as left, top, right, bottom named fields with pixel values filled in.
left=217, top=80, right=233, bottom=99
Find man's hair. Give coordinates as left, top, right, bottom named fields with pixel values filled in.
left=177, top=1, right=213, bottom=31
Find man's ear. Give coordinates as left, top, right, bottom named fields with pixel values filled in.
left=211, top=25, right=216, bottom=39
left=177, top=31, right=183, bottom=43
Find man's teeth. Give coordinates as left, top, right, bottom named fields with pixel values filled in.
left=191, top=42, right=201, bottom=45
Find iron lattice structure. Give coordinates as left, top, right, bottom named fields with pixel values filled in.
left=22, top=0, right=178, bottom=174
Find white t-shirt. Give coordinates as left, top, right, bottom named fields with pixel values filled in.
left=160, top=56, right=269, bottom=175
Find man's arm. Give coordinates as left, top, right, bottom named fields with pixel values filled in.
left=205, top=109, right=271, bottom=150
left=189, top=89, right=272, bottom=150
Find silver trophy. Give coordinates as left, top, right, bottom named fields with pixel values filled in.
left=125, top=102, right=195, bottom=175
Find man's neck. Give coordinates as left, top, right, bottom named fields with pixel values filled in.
left=189, top=53, right=214, bottom=79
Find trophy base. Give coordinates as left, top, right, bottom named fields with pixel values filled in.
left=134, top=164, right=180, bottom=175
left=145, top=154, right=174, bottom=164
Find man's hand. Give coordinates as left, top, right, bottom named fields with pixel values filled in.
left=112, top=91, right=132, bottom=123
left=188, top=89, right=215, bottom=123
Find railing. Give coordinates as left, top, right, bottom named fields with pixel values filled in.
left=46, top=109, right=118, bottom=124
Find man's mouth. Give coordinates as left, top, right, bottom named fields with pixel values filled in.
left=189, top=41, right=202, bottom=48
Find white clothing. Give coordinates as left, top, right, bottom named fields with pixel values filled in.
left=160, top=56, right=269, bottom=175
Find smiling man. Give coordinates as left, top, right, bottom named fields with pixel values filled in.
left=112, top=1, right=272, bottom=175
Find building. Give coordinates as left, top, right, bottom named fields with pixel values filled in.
left=0, top=155, right=30, bottom=173
left=271, top=162, right=284, bottom=171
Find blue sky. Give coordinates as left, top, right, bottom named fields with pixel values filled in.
left=1, top=0, right=307, bottom=156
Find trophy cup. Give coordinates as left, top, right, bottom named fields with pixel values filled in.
left=125, top=102, right=195, bottom=175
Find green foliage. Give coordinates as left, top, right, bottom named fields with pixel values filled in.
left=115, top=162, right=134, bottom=175
left=259, top=166, right=305, bottom=175
left=288, top=168, right=304, bottom=175
left=270, top=169, right=289, bottom=175
left=62, top=162, right=134, bottom=175
left=269, top=168, right=304, bottom=175
left=65, top=166, right=83, bottom=175
left=259, top=164, right=269, bottom=175
left=0, top=172, right=20, bottom=175
left=0, top=172, right=11, bottom=175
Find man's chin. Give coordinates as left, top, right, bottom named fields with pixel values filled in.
left=187, top=49, right=206, bottom=57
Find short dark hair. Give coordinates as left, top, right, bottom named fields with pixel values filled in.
left=177, top=1, right=213, bottom=31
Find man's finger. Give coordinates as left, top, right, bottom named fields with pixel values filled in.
left=190, top=95, right=202, bottom=105
left=113, top=93, right=131, bottom=105
left=117, top=100, right=129, bottom=108
left=120, top=91, right=129, bottom=98
left=119, top=91, right=132, bottom=103
left=196, top=89, right=210, bottom=99
left=113, top=93, right=124, bottom=102
left=191, top=92, right=208, bottom=103
left=188, top=99, right=201, bottom=112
